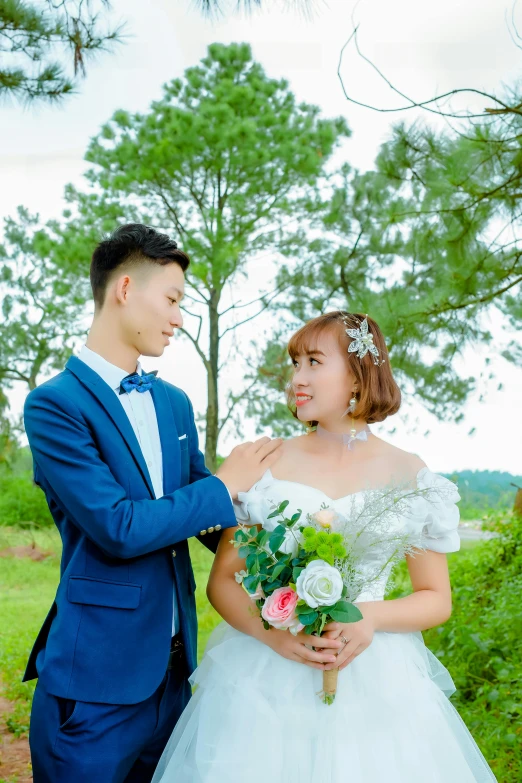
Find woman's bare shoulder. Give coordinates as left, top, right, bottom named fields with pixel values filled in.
left=280, top=434, right=310, bottom=450
left=270, top=434, right=310, bottom=474
left=371, top=436, right=427, bottom=478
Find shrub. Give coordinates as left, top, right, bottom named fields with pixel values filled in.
left=0, top=468, right=52, bottom=527
left=389, top=511, right=522, bottom=781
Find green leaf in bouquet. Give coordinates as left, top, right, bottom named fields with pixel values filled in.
left=234, top=529, right=249, bottom=543
left=318, top=604, right=336, bottom=614
left=292, top=566, right=304, bottom=582
left=243, top=575, right=260, bottom=593
left=246, top=553, right=258, bottom=570
left=297, top=609, right=319, bottom=626
left=238, top=545, right=252, bottom=559
left=267, top=500, right=290, bottom=520
left=256, top=529, right=271, bottom=547
left=317, top=613, right=328, bottom=636
left=268, top=563, right=286, bottom=581
left=287, top=510, right=303, bottom=527
left=268, top=531, right=286, bottom=553
left=329, top=602, right=363, bottom=624
left=264, top=580, right=283, bottom=594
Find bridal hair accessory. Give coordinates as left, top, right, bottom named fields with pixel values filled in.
left=344, top=316, right=385, bottom=367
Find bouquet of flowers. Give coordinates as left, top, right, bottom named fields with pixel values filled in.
left=233, top=483, right=439, bottom=705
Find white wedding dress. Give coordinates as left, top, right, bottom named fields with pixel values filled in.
left=153, top=468, right=497, bottom=783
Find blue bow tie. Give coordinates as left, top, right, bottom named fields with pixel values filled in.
left=119, top=371, right=158, bottom=395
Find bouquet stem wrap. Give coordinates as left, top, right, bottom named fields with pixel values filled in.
left=322, top=667, right=339, bottom=705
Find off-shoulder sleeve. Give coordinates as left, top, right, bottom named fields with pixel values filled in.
left=233, top=470, right=273, bottom=526
left=405, top=468, right=461, bottom=553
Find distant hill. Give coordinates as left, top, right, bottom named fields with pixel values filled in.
left=443, top=470, right=522, bottom=519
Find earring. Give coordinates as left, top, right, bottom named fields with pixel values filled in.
left=348, top=393, right=358, bottom=445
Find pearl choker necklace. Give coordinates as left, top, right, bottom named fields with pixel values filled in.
left=314, top=423, right=372, bottom=451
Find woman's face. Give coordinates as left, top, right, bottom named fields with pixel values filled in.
left=291, top=329, right=356, bottom=425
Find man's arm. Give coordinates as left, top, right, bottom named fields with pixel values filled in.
left=183, top=391, right=230, bottom=553
left=24, top=386, right=237, bottom=560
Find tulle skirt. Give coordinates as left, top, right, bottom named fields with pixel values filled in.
left=152, top=623, right=497, bottom=782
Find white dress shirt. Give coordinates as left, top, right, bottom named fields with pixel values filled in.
left=78, top=345, right=179, bottom=635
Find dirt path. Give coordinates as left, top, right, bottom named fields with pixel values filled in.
left=0, top=694, right=32, bottom=782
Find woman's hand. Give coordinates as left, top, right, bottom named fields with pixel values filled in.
left=266, top=628, right=343, bottom=670
left=322, top=607, right=375, bottom=671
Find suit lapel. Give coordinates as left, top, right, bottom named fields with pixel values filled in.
left=66, top=356, right=155, bottom=499
left=150, top=382, right=181, bottom=495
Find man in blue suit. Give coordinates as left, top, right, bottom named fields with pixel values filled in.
left=23, top=224, right=281, bottom=783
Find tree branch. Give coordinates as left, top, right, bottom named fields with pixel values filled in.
left=179, top=326, right=211, bottom=371
left=218, top=376, right=259, bottom=436
left=337, top=23, right=511, bottom=120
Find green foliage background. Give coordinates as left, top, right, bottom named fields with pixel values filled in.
left=1, top=450, right=519, bottom=527
left=388, top=512, right=522, bottom=781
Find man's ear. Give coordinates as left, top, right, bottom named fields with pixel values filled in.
left=115, top=274, right=132, bottom=305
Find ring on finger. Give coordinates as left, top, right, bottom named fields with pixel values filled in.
left=340, top=635, right=349, bottom=645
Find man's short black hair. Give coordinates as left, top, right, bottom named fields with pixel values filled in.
left=90, top=223, right=190, bottom=308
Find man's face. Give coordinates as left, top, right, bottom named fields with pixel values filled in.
left=119, top=262, right=186, bottom=358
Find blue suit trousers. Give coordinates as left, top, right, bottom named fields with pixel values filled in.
left=30, top=664, right=190, bottom=783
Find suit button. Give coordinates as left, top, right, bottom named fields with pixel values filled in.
left=215, top=524, right=222, bottom=532
left=172, top=549, right=177, bottom=558
left=200, top=530, right=207, bottom=536
left=208, top=526, right=215, bottom=534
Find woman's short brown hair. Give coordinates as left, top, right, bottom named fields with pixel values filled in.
left=287, top=311, right=401, bottom=425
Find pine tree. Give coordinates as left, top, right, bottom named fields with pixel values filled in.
left=0, top=0, right=122, bottom=102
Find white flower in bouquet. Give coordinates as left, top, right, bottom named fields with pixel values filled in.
left=312, top=509, right=338, bottom=529
left=296, top=559, right=344, bottom=608
left=278, top=527, right=304, bottom=557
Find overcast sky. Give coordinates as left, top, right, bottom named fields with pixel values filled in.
left=2, top=0, right=521, bottom=475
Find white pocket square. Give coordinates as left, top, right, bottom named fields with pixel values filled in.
left=178, top=434, right=187, bottom=440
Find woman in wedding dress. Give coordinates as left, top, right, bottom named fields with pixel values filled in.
left=153, top=311, right=497, bottom=783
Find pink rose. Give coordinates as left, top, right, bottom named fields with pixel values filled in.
left=313, top=509, right=337, bottom=529
left=261, top=587, right=303, bottom=633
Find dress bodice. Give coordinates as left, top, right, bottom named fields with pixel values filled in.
left=234, top=468, right=461, bottom=602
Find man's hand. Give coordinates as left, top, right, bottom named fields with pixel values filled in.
left=266, top=628, right=343, bottom=670
left=216, top=436, right=282, bottom=499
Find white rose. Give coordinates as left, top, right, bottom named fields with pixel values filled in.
left=278, top=528, right=304, bottom=558
left=296, top=559, right=343, bottom=609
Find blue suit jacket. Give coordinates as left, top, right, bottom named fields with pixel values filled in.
left=22, top=356, right=236, bottom=705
